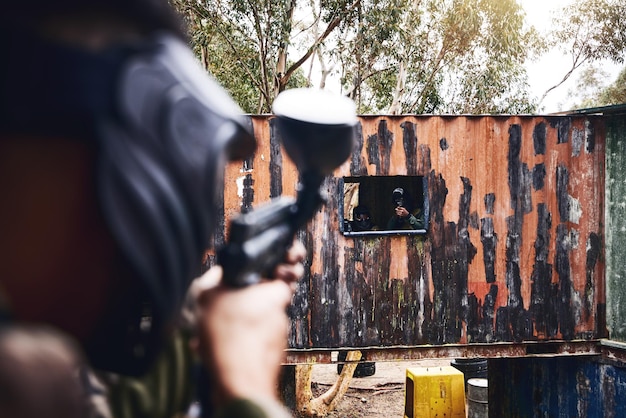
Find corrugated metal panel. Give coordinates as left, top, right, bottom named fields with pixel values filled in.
left=489, top=356, right=626, bottom=418
left=218, top=115, right=606, bottom=351
left=605, top=112, right=626, bottom=342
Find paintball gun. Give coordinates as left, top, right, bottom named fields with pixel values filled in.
left=218, top=88, right=357, bottom=287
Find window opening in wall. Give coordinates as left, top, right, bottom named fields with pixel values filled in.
left=341, top=175, right=429, bottom=236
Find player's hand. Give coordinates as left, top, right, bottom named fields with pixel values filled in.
left=191, top=240, right=306, bottom=406
left=395, top=206, right=409, bottom=218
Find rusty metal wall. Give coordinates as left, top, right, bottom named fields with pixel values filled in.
left=219, top=114, right=606, bottom=351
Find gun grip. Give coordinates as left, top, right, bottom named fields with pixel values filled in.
left=219, top=223, right=292, bottom=287
left=217, top=198, right=296, bottom=287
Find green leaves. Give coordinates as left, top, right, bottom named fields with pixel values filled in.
left=336, top=0, right=535, bottom=114
left=551, top=0, right=626, bottom=63
left=171, top=0, right=307, bottom=113
left=536, top=0, right=626, bottom=110
left=170, top=0, right=624, bottom=115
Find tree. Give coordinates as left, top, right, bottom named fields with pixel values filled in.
left=537, top=0, right=626, bottom=110
left=566, top=65, right=611, bottom=109
left=327, top=0, right=537, bottom=114
left=171, top=0, right=360, bottom=113
left=599, top=67, right=626, bottom=105
left=570, top=65, right=626, bottom=109
left=171, top=0, right=262, bottom=112
left=440, top=0, right=540, bottom=114
left=171, top=0, right=546, bottom=115
left=171, top=0, right=536, bottom=115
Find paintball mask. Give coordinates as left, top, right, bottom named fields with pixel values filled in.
left=0, top=28, right=255, bottom=374
left=352, top=206, right=373, bottom=231
left=392, top=187, right=405, bottom=208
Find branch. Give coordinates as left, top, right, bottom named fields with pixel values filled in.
left=407, top=45, right=449, bottom=113
left=282, top=0, right=362, bottom=85
left=536, top=50, right=590, bottom=110
left=342, top=65, right=395, bottom=97
left=273, top=0, right=298, bottom=98
left=246, top=0, right=272, bottom=107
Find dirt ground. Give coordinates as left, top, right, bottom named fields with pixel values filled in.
left=312, top=381, right=405, bottom=417
left=307, top=358, right=454, bottom=418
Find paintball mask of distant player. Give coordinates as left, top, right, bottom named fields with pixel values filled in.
left=392, top=187, right=406, bottom=208
left=352, top=206, right=373, bottom=231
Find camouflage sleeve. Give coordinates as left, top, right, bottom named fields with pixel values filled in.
left=95, top=327, right=293, bottom=418
left=408, top=209, right=425, bottom=230
left=97, top=330, right=196, bottom=418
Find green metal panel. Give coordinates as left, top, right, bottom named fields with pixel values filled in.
left=606, top=111, right=626, bottom=341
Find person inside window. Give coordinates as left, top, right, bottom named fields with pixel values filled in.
left=386, top=187, right=425, bottom=230
left=350, top=205, right=378, bottom=232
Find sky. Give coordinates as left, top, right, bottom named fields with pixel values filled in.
left=520, top=0, right=622, bottom=113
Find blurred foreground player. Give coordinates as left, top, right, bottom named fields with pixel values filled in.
left=0, top=1, right=305, bottom=417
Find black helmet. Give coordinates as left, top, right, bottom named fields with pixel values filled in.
left=392, top=187, right=405, bottom=206
left=352, top=205, right=373, bottom=231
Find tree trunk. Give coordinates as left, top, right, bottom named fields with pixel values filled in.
left=388, top=60, right=407, bottom=114
left=295, top=350, right=362, bottom=417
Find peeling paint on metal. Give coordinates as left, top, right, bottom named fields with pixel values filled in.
left=480, top=217, right=497, bottom=284
left=533, top=163, right=546, bottom=191
left=221, top=114, right=606, bottom=353
left=552, top=117, right=571, bottom=144
left=569, top=195, right=583, bottom=224
left=533, top=121, right=546, bottom=155
left=239, top=174, right=254, bottom=213
left=269, top=117, right=283, bottom=198
left=573, top=127, right=584, bottom=157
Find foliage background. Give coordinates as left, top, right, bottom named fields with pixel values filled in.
left=170, top=0, right=626, bottom=114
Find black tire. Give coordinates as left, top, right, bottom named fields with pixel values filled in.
left=336, top=351, right=376, bottom=377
